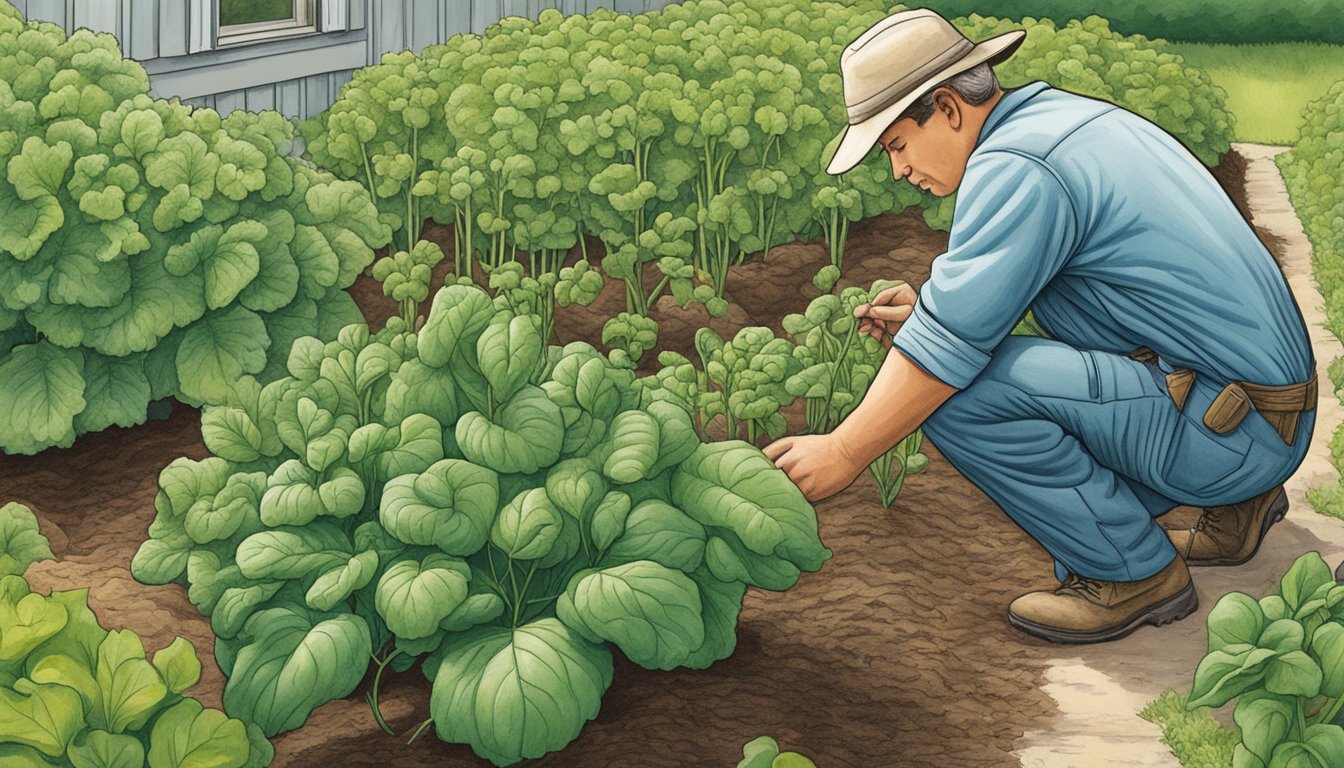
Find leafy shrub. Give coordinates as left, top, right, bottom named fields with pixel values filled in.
left=131, top=284, right=830, bottom=765
left=301, top=0, right=1229, bottom=315
left=897, top=0, right=1344, bottom=46
left=1187, top=552, right=1344, bottom=767
left=0, top=501, right=273, bottom=767
left=1139, top=688, right=1237, bottom=768
left=0, top=11, right=391, bottom=454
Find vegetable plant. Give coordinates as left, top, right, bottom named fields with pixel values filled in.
left=1187, top=552, right=1344, bottom=767
left=371, top=239, right=446, bottom=328
left=0, top=501, right=273, bottom=767
left=738, top=735, right=820, bottom=768
left=601, top=311, right=659, bottom=365
left=868, top=431, right=929, bottom=508
left=131, top=283, right=831, bottom=766
left=0, top=11, right=390, bottom=454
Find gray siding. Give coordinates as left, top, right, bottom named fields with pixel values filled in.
left=8, top=0, right=674, bottom=120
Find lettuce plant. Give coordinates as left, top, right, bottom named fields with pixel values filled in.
left=0, top=12, right=390, bottom=454
left=1187, top=552, right=1344, bottom=767
left=0, top=501, right=272, bottom=767
left=131, top=283, right=830, bottom=766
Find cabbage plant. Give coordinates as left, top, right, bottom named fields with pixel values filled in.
left=0, top=11, right=390, bottom=454
left=131, top=284, right=830, bottom=766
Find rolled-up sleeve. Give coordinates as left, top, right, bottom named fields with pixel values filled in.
left=893, top=150, right=1079, bottom=388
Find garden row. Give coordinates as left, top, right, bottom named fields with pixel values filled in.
left=302, top=0, right=1234, bottom=369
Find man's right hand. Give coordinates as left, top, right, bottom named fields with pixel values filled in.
left=853, top=282, right=917, bottom=348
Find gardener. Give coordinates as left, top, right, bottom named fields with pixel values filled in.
left=763, top=8, right=1317, bottom=644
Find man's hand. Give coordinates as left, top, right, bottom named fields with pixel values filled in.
left=853, top=282, right=917, bottom=348
left=763, top=433, right=866, bottom=503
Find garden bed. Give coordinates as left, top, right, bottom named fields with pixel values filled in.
left=0, top=148, right=1261, bottom=767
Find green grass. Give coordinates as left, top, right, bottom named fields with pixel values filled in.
left=1170, top=43, right=1344, bottom=144
left=220, top=0, right=295, bottom=26
left=1138, top=690, right=1238, bottom=768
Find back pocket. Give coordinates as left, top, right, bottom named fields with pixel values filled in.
left=1159, top=413, right=1250, bottom=500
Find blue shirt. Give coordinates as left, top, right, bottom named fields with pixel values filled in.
left=893, top=82, right=1313, bottom=390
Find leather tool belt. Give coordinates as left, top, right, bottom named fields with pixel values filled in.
left=1128, top=347, right=1316, bottom=445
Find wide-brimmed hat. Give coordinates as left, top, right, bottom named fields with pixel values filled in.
left=826, top=9, right=1026, bottom=175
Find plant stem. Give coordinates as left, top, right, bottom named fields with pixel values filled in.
left=406, top=717, right=434, bottom=745
left=512, top=562, right=537, bottom=627
left=1322, top=695, right=1344, bottom=726
left=366, top=649, right=404, bottom=735
left=1298, top=699, right=1309, bottom=741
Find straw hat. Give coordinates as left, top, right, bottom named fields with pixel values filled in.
left=826, top=9, right=1026, bottom=175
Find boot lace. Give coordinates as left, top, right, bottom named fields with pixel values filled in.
left=1191, top=505, right=1229, bottom=536
left=1058, top=573, right=1104, bottom=602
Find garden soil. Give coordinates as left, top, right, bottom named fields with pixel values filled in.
left=0, top=148, right=1266, bottom=768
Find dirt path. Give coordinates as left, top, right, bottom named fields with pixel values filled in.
left=1013, top=143, right=1344, bottom=767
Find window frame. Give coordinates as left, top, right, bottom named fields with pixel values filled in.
left=216, top=0, right=319, bottom=47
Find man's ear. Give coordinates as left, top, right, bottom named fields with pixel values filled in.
left=932, top=88, right=963, bottom=130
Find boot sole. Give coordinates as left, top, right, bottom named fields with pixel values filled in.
left=1007, top=581, right=1199, bottom=644
left=1186, top=488, right=1289, bottom=567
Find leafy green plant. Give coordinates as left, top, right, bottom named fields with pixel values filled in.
left=868, top=431, right=929, bottom=508
left=131, top=283, right=830, bottom=766
left=371, top=239, right=446, bottom=329
left=0, top=501, right=273, bottom=767
left=601, top=311, right=659, bottom=365
left=0, top=11, right=390, bottom=455
left=737, top=735, right=819, bottom=768
left=1187, top=552, right=1344, bottom=767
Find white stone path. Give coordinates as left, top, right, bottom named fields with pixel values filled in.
left=1013, top=143, right=1344, bottom=767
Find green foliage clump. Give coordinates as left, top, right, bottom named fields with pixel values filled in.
left=898, top=0, right=1344, bottom=46
left=737, top=735, right=819, bottom=768
left=0, top=501, right=273, bottom=767
left=372, top=239, right=445, bottom=329
left=0, top=12, right=391, bottom=454
left=1139, top=688, right=1237, bottom=768
left=1280, top=81, right=1344, bottom=520
left=130, top=283, right=830, bottom=766
left=1187, top=552, right=1344, bottom=767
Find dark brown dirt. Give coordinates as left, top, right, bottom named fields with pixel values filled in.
left=0, top=145, right=1263, bottom=768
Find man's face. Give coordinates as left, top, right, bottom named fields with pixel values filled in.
left=876, top=92, right=976, bottom=197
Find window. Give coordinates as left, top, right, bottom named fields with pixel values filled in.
left=218, top=0, right=317, bottom=46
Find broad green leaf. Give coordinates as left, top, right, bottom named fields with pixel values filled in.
left=131, top=539, right=190, bottom=585
left=185, top=472, right=265, bottom=545
left=375, top=554, right=470, bottom=640
left=491, top=488, right=563, bottom=561
left=176, top=306, right=269, bottom=405
left=0, top=341, right=86, bottom=454
left=258, top=460, right=323, bottom=527
left=235, top=523, right=352, bottom=581
left=439, top=593, right=506, bottom=633
left=152, top=636, right=202, bottom=695
left=222, top=608, right=371, bottom=736
left=379, top=459, right=498, bottom=555
left=1188, top=645, right=1278, bottom=709
left=73, top=354, right=150, bottom=435
left=24, top=587, right=106, bottom=674
left=418, top=284, right=494, bottom=368
left=589, top=491, right=631, bottom=553
left=558, top=561, right=704, bottom=670
left=601, top=410, right=659, bottom=483
left=68, top=728, right=145, bottom=768
left=1314, top=623, right=1344, bottom=697
left=1264, top=650, right=1322, bottom=698
left=201, top=406, right=266, bottom=463
left=305, top=550, right=378, bottom=612
left=545, top=459, right=607, bottom=520
left=1281, top=553, right=1333, bottom=613
left=146, top=698, right=251, bottom=768
left=9, top=136, right=73, bottom=200
left=647, top=400, right=698, bottom=476
left=683, top=568, right=747, bottom=668
left=477, top=313, right=543, bottom=404
left=672, top=442, right=830, bottom=570
left=0, top=744, right=50, bottom=768
left=384, top=359, right=459, bottom=426
left=430, top=619, right=612, bottom=766
left=1235, top=692, right=1295, bottom=764
left=603, top=500, right=706, bottom=572
left=0, top=591, right=69, bottom=663
left=457, top=386, right=563, bottom=474
left=1267, top=723, right=1344, bottom=768
left=376, top=414, right=446, bottom=481
left=210, top=583, right=283, bottom=640
left=0, top=502, right=54, bottom=577
left=739, top=735, right=780, bottom=768
left=96, top=629, right=169, bottom=733
left=0, top=185, right=63, bottom=260
left=0, top=679, right=85, bottom=756
left=1209, top=592, right=1268, bottom=652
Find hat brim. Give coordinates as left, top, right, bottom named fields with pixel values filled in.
left=825, top=29, right=1027, bottom=176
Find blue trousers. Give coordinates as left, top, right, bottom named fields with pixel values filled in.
left=921, top=336, right=1314, bottom=583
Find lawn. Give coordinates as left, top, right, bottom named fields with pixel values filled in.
left=1171, top=42, right=1344, bottom=144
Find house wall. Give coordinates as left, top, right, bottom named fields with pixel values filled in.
left=5, top=0, right=673, bottom=120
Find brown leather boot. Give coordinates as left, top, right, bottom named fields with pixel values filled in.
left=1008, top=557, right=1197, bottom=643
left=1165, top=486, right=1288, bottom=566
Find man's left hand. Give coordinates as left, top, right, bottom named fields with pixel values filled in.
left=762, top=433, right=866, bottom=502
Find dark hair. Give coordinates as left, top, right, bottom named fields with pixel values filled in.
left=896, top=63, right=1000, bottom=125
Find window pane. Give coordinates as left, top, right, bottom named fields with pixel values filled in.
left=220, top=0, right=296, bottom=26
